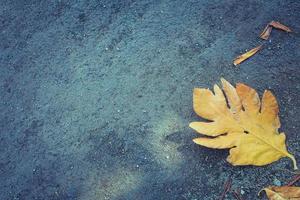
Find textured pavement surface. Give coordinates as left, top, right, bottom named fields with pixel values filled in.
left=0, top=0, right=300, bottom=199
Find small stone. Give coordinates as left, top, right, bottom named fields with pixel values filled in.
left=240, top=189, right=245, bottom=195
left=273, top=178, right=281, bottom=186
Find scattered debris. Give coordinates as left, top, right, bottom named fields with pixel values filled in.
left=233, top=21, right=292, bottom=66
left=260, top=21, right=292, bottom=40
left=287, top=173, right=300, bottom=186
left=259, top=173, right=300, bottom=199
left=260, top=24, right=273, bottom=40
left=219, top=178, right=244, bottom=200
left=269, top=21, right=292, bottom=32
left=259, top=186, right=300, bottom=200
left=233, top=45, right=262, bottom=66
left=194, top=18, right=296, bottom=199
left=220, top=177, right=232, bottom=200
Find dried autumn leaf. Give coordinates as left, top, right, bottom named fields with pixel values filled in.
left=190, top=78, right=298, bottom=169
left=260, top=24, right=273, bottom=40
left=233, top=45, right=262, bottom=66
left=259, top=186, right=300, bottom=200
left=260, top=21, right=292, bottom=40
left=270, top=21, right=292, bottom=32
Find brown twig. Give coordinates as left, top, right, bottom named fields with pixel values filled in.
left=287, top=174, right=300, bottom=186
left=220, top=177, right=232, bottom=200
left=232, top=189, right=243, bottom=200
left=277, top=168, right=300, bottom=175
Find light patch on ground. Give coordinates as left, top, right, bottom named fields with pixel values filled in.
left=146, top=111, right=184, bottom=169
left=80, top=168, right=142, bottom=200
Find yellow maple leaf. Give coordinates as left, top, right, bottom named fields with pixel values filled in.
left=190, top=78, right=297, bottom=169
left=259, top=186, right=300, bottom=200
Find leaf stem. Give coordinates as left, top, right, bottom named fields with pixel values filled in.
left=287, top=154, right=298, bottom=170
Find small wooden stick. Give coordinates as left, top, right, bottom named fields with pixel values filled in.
left=232, top=189, right=243, bottom=200
left=220, top=177, right=232, bottom=200
left=287, top=174, right=300, bottom=186
left=277, top=168, right=300, bottom=175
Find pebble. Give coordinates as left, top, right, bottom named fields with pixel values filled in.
left=273, top=178, right=281, bottom=186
